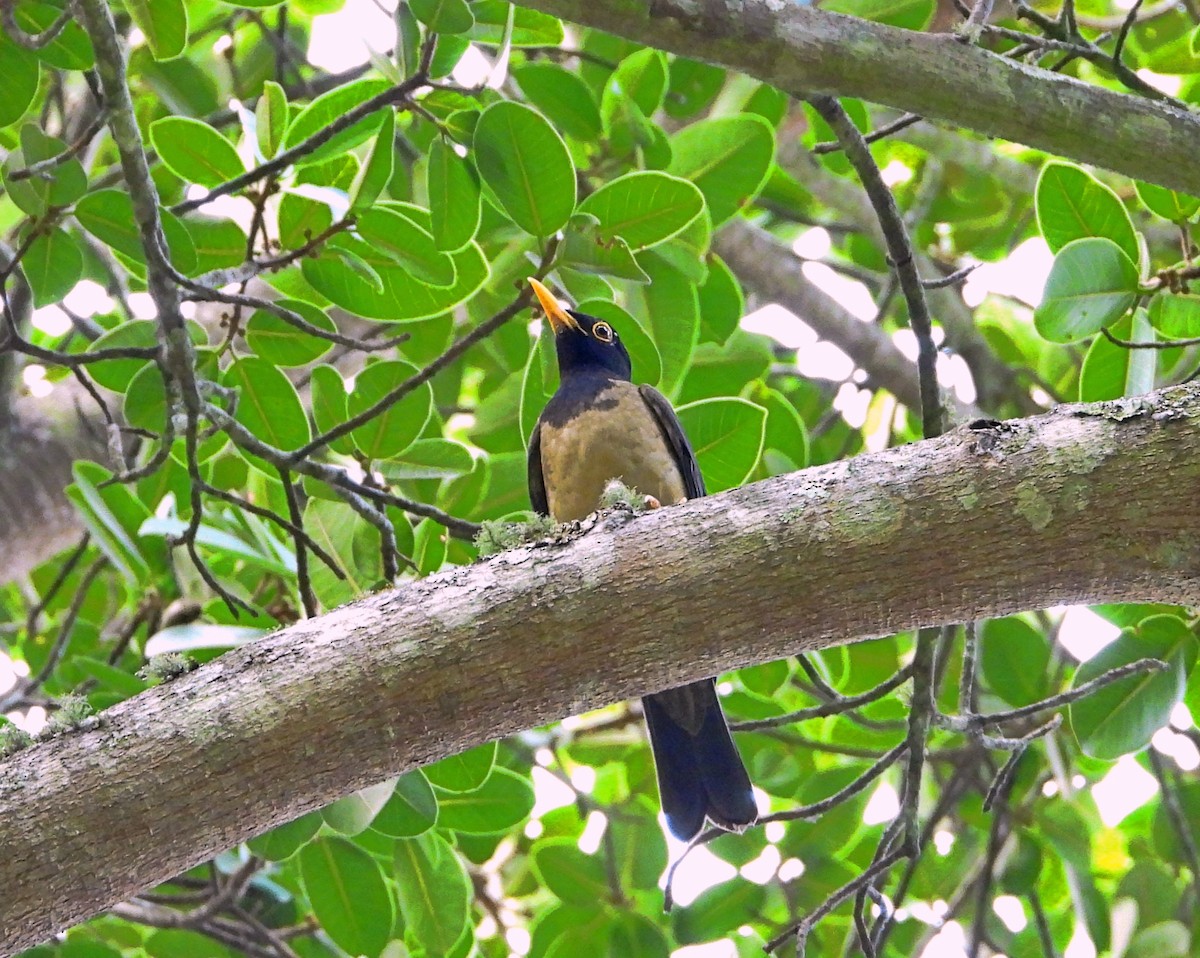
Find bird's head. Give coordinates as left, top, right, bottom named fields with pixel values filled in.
left=529, top=278, right=632, bottom=382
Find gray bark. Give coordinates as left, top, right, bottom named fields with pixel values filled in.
left=507, top=0, right=1200, bottom=196
left=3, top=384, right=1200, bottom=953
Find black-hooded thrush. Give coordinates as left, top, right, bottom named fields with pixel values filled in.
left=525, top=277, right=758, bottom=842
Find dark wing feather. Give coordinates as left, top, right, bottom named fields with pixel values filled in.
left=637, top=385, right=705, bottom=500
left=527, top=422, right=550, bottom=517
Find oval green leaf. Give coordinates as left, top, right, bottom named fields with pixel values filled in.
left=578, top=171, right=704, bottom=251
left=434, top=766, right=535, bottom=833
left=283, top=78, right=391, bottom=166
left=373, top=770, right=439, bottom=837
left=1034, top=237, right=1139, bottom=343
left=394, top=833, right=472, bottom=955
left=127, top=0, right=188, bottom=60
left=427, top=137, right=482, bottom=251
left=356, top=207, right=457, bottom=288
left=348, top=359, right=433, bottom=460
left=245, top=299, right=336, bottom=367
left=23, top=227, right=82, bottom=308
left=299, top=838, right=394, bottom=958
left=675, top=396, right=766, bottom=492
left=1135, top=180, right=1200, bottom=222
left=667, top=114, right=774, bottom=226
left=222, top=356, right=311, bottom=452
left=1070, top=614, right=1198, bottom=760
left=473, top=101, right=576, bottom=237
left=425, top=741, right=497, bottom=792
left=1036, top=161, right=1140, bottom=265
left=410, top=0, right=474, bottom=33
left=512, top=62, right=602, bottom=141
left=150, top=117, right=245, bottom=189
left=980, top=617, right=1051, bottom=707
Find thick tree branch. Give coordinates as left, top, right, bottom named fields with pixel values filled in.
left=508, top=0, right=1200, bottom=195
left=4, top=385, right=1200, bottom=952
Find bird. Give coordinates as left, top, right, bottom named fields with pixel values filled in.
left=525, top=276, right=758, bottom=842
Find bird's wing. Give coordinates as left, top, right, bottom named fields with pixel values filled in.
left=637, top=384, right=705, bottom=500
left=527, top=421, right=550, bottom=517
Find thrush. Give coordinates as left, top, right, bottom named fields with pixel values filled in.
left=526, top=277, right=758, bottom=842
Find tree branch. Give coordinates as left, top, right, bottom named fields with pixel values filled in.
left=507, top=0, right=1200, bottom=195
left=4, top=384, right=1200, bottom=951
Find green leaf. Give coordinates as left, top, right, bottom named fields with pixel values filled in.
left=1034, top=237, right=1139, bottom=343
left=468, top=2, right=563, bottom=45
left=356, top=207, right=456, bottom=287
left=1148, top=293, right=1200, bottom=337
left=22, top=228, right=82, bottom=308
left=639, top=252, right=699, bottom=395
left=427, top=137, right=482, bottom=251
left=348, top=359, right=433, bottom=460
left=560, top=213, right=651, bottom=283
left=1035, top=161, right=1140, bottom=265
left=512, top=62, right=602, bottom=141
left=74, top=189, right=198, bottom=275
left=303, top=499, right=383, bottom=607
left=373, top=770, right=439, bottom=837
left=1127, top=922, right=1191, bottom=958
left=675, top=397, right=766, bottom=492
left=3, top=125, right=87, bottom=216
left=13, top=3, right=94, bottom=70
left=533, top=838, right=610, bottom=905
left=697, top=254, right=743, bottom=344
left=247, top=811, right=322, bottom=861
left=283, top=78, right=391, bottom=167
left=323, top=778, right=398, bottom=835
left=578, top=171, right=703, bottom=251
left=256, top=80, right=288, bottom=159
left=425, top=742, right=496, bottom=791
left=277, top=191, right=333, bottom=251
left=245, top=299, right=336, bottom=367
left=980, top=617, right=1051, bottom=707
left=124, top=362, right=168, bottom=433
left=1079, top=316, right=1132, bottom=402
left=65, top=462, right=151, bottom=585
left=300, top=838, right=394, bottom=958
left=1070, top=614, right=1198, bottom=759
left=222, top=357, right=311, bottom=452
left=0, top=33, right=39, bottom=127
left=473, top=101, right=576, bottom=237
left=394, top=833, right=472, bottom=955
left=309, top=364, right=354, bottom=456
left=664, top=59, right=726, bottom=120
left=377, top=438, right=475, bottom=481
left=604, top=49, right=668, bottom=118
left=435, top=767, right=535, bottom=833
left=667, top=114, right=775, bottom=226
left=1135, top=180, right=1200, bottom=222
left=143, top=623, right=265, bottom=655
left=350, top=109, right=396, bottom=212
left=127, top=0, right=188, bottom=60
left=823, top=0, right=934, bottom=29
left=150, top=117, right=245, bottom=189
left=302, top=205, right=488, bottom=320
left=1124, top=307, right=1157, bottom=396
left=395, top=2, right=421, bottom=76
left=410, top=0, right=474, bottom=33
left=182, top=216, right=248, bottom=273
left=673, top=880, right=767, bottom=944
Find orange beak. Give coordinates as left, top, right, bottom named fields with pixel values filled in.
left=528, top=278, right=582, bottom=335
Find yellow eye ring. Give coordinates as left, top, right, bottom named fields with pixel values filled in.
left=593, top=321, right=614, bottom=343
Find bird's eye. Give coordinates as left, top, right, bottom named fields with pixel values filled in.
left=593, top=322, right=614, bottom=343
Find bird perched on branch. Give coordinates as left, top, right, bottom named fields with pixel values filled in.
left=525, top=277, right=758, bottom=842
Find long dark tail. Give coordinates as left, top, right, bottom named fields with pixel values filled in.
left=642, top=679, right=757, bottom=841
